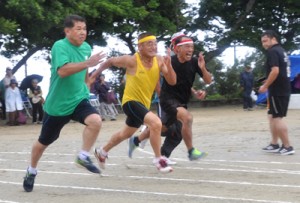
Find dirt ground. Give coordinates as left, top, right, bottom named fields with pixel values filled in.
left=0, top=105, right=300, bottom=203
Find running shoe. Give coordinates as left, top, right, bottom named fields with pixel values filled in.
left=153, top=157, right=173, bottom=173
left=188, top=148, right=208, bottom=161
left=23, top=170, right=37, bottom=192
left=278, top=146, right=295, bottom=155
left=165, top=157, right=177, bottom=165
left=94, top=147, right=108, bottom=169
left=262, top=144, right=280, bottom=153
left=128, top=136, right=138, bottom=158
left=75, top=156, right=100, bottom=174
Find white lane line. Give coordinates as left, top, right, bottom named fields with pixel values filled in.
left=1, top=151, right=300, bottom=165
left=0, top=180, right=292, bottom=203
left=126, top=164, right=300, bottom=175
left=2, top=157, right=300, bottom=175
left=0, top=200, right=21, bottom=203
left=2, top=159, right=300, bottom=175
left=1, top=158, right=300, bottom=175
left=1, top=168, right=300, bottom=189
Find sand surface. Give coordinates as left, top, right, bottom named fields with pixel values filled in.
left=0, top=105, right=300, bottom=203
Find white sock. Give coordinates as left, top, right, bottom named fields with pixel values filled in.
left=79, top=150, right=90, bottom=160
left=27, top=166, right=37, bottom=175
left=153, top=157, right=161, bottom=163
left=100, top=148, right=108, bottom=157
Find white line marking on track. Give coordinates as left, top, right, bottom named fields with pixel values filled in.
left=2, top=151, right=300, bottom=165
left=1, top=168, right=300, bottom=189
left=0, top=180, right=292, bottom=203
left=0, top=200, right=21, bottom=203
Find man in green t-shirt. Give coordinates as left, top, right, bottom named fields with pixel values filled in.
left=23, top=15, right=106, bottom=192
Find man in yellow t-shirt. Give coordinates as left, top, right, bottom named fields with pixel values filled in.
left=92, top=32, right=177, bottom=173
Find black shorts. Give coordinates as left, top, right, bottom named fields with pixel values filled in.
left=122, top=101, right=149, bottom=128
left=160, top=99, right=187, bottom=127
left=268, top=95, right=290, bottom=118
left=38, top=99, right=99, bottom=145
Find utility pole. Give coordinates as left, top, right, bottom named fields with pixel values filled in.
left=233, top=41, right=238, bottom=66
left=24, top=62, right=27, bottom=77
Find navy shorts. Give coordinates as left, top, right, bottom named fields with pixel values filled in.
left=122, top=101, right=149, bottom=128
left=268, top=95, right=290, bottom=118
left=38, top=99, right=99, bottom=145
left=160, top=98, right=187, bottom=127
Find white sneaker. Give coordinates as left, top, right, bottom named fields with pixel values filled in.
left=165, top=157, right=177, bottom=165
left=94, top=147, right=108, bottom=169
left=153, top=157, right=173, bottom=173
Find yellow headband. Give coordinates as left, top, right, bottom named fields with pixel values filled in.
left=138, top=35, right=156, bottom=44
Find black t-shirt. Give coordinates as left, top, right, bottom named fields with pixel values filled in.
left=265, top=44, right=291, bottom=96
left=160, top=55, right=204, bottom=104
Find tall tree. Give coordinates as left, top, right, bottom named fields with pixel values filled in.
left=191, top=0, right=300, bottom=62
left=0, top=0, right=190, bottom=74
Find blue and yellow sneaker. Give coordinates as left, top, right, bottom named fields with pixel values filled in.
left=188, top=148, right=208, bottom=161
left=75, top=156, right=100, bottom=174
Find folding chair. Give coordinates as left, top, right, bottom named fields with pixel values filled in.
left=89, top=93, right=101, bottom=115
left=21, top=91, right=32, bottom=118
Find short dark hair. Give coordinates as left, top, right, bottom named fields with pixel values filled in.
left=64, top=15, right=86, bottom=28
left=261, top=30, right=279, bottom=42
left=138, top=32, right=154, bottom=41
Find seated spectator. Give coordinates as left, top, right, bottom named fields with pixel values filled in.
left=28, top=79, right=44, bottom=124
left=5, top=79, right=24, bottom=125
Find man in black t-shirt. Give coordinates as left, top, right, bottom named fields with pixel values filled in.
left=259, top=30, right=295, bottom=155
left=128, top=35, right=212, bottom=161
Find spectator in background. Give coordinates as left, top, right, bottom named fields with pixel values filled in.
left=240, top=66, right=254, bottom=111
left=0, top=80, right=6, bottom=120
left=28, top=79, right=44, bottom=124
left=5, top=79, right=23, bottom=125
left=1, top=67, right=17, bottom=120
left=94, top=74, right=117, bottom=121
left=3, top=67, right=17, bottom=88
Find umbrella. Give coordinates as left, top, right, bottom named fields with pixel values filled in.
left=20, top=74, right=43, bottom=91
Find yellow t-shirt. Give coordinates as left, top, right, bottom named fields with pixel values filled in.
left=122, top=53, right=159, bottom=109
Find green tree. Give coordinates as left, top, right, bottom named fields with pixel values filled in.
left=191, top=0, right=300, bottom=62
left=0, top=0, right=190, bottom=74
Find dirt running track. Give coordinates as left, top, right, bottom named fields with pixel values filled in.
left=0, top=106, right=300, bottom=203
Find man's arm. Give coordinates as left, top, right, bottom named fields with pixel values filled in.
left=258, top=66, right=279, bottom=93
left=89, top=55, right=134, bottom=85
left=198, top=52, right=212, bottom=84
left=58, top=51, right=106, bottom=78
left=159, top=49, right=176, bottom=86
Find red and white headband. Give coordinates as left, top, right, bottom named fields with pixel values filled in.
left=174, top=39, right=194, bottom=48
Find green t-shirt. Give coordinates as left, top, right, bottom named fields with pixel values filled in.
left=43, top=38, right=91, bottom=116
